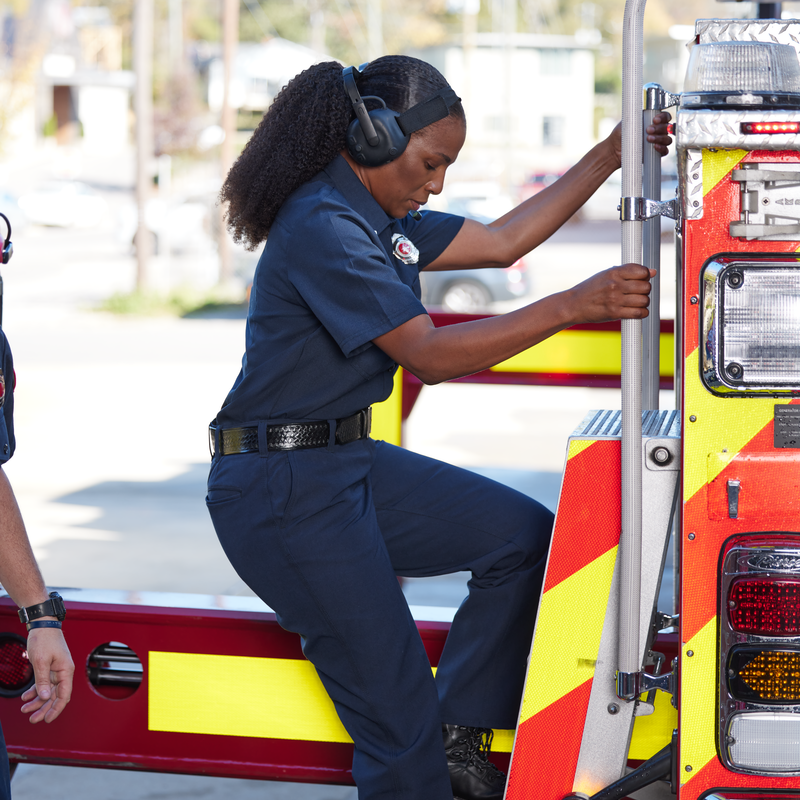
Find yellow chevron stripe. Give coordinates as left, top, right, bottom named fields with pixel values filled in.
left=683, top=348, right=788, bottom=502
left=493, top=330, right=675, bottom=377
left=703, top=149, right=746, bottom=195
left=629, top=689, right=678, bottom=760
left=568, top=437, right=597, bottom=460
left=679, top=618, right=719, bottom=786
left=371, top=368, right=403, bottom=446
left=518, top=546, right=618, bottom=724
left=148, top=651, right=514, bottom=750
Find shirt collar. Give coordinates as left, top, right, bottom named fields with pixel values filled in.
left=324, top=155, right=395, bottom=235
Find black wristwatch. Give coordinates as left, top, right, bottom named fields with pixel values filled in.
left=18, top=591, right=66, bottom=625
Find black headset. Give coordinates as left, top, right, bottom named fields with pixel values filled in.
left=0, top=213, right=12, bottom=265
left=343, top=64, right=461, bottom=168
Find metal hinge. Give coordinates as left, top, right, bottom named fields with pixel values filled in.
left=730, top=163, right=800, bottom=240
left=654, top=610, right=679, bottom=631
left=616, top=658, right=678, bottom=707
left=619, top=196, right=679, bottom=222
left=644, top=84, right=681, bottom=111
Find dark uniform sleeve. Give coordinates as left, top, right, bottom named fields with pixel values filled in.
left=397, top=210, right=464, bottom=271
left=0, top=330, right=15, bottom=464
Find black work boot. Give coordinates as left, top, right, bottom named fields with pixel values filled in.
left=442, top=723, right=507, bottom=800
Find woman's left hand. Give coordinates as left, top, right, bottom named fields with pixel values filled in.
left=646, top=111, right=673, bottom=156
left=608, top=112, right=673, bottom=165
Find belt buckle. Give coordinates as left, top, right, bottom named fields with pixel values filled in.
left=208, top=425, right=217, bottom=457
left=364, top=406, right=372, bottom=437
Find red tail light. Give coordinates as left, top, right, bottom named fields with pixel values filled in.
left=0, top=634, right=33, bottom=697
left=728, top=576, right=800, bottom=636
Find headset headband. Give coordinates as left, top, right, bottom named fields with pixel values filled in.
left=343, top=64, right=461, bottom=138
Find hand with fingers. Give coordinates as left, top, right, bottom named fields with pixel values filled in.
left=20, top=626, right=74, bottom=724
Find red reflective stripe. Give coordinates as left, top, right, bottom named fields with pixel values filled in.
left=543, top=440, right=621, bottom=592
left=506, top=680, right=592, bottom=800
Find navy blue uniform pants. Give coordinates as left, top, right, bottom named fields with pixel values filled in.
left=207, top=438, right=553, bottom=800
left=0, top=722, right=11, bottom=800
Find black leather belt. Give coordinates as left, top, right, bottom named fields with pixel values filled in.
left=209, top=408, right=372, bottom=456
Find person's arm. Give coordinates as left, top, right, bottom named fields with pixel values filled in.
left=0, top=468, right=73, bottom=723
left=375, top=263, right=655, bottom=385
left=427, top=114, right=672, bottom=272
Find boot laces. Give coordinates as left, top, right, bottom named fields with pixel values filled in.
left=466, top=727, right=502, bottom=776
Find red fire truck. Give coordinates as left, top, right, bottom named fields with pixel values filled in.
left=3, top=4, right=800, bottom=799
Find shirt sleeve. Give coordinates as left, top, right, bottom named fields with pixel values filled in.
left=281, top=193, right=428, bottom=358
left=397, top=210, right=465, bottom=271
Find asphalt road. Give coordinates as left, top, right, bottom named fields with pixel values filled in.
left=0, top=145, right=675, bottom=799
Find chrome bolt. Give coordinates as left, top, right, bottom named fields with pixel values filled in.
left=688, top=533, right=696, bottom=540
left=652, top=447, right=671, bottom=465
left=607, top=703, right=620, bottom=715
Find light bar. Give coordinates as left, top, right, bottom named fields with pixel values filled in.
left=685, top=41, right=800, bottom=94
left=728, top=577, right=800, bottom=635
left=741, top=121, right=800, bottom=135
left=728, top=712, right=800, bottom=772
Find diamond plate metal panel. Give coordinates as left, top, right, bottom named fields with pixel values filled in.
left=682, top=149, right=705, bottom=219
left=696, top=18, right=800, bottom=52
left=677, top=109, right=800, bottom=151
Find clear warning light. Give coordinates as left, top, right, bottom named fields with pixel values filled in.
left=685, top=41, right=800, bottom=94
left=727, top=712, right=800, bottom=772
left=702, top=262, right=800, bottom=393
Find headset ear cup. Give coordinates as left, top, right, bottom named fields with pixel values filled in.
left=346, top=108, right=409, bottom=167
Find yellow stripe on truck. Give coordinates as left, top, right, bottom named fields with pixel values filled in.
left=679, top=618, right=719, bottom=787
left=520, top=546, right=618, bottom=722
left=149, top=651, right=351, bottom=742
left=493, top=329, right=674, bottom=376
left=148, top=651, right=514, bottom=751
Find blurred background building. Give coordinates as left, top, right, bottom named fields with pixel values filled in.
left=0, top=0, right=755, bottom=293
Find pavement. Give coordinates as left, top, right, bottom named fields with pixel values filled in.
left=0, top=144, right=675, bottom=798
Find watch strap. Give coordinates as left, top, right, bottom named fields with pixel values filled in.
left=26, top=620, right=62, bottom=632
left=18, top=592, right=66, bottom=624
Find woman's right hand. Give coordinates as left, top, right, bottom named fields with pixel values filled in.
left=374, top=263, right=655, bottom=385
left=563, top=263, right=655, bottom=325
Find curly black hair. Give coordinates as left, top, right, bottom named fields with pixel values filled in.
left=220, top=55, right=464, bottom=249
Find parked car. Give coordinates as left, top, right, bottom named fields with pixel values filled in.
left=419, top=204, right=530, bottom=312
left=18, top=180, right=107, bottom=228
left=519, top=170, right=565, bottom=202
left=420, top=259, right=529, bottom=313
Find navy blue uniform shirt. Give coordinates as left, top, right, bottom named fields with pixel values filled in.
left=216, top=155, right=463, bottom=426
left=0, top=331, right=14, bottom=464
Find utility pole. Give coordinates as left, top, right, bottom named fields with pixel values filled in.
left=219, top=0, right=239, bottom=287
left=134, top=0, right=154, bottom=291
left=367, top=0, right=383, bottom=61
